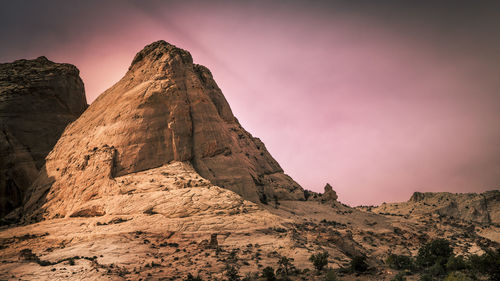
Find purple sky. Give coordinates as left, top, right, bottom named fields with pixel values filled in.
left=1, top=1, right=499, bottom=205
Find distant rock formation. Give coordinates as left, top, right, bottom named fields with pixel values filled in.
left=22, top=41, right=303, bottom=221
left=0, top=57, right=87, bottom=218
left=373, top=190, right=500, bottom=224
left=323, top=183, right=338, bottom=201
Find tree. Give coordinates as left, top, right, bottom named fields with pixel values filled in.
left=416, top=239, right=453, bottom=268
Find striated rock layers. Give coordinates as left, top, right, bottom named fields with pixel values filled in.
left=373, top=190, right=500, bottom=224
left=0, top=57, right=87, bottom=217
left=23, top=41, right=303, bottom=221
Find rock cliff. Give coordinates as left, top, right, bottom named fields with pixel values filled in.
left=22, top=41, right=303, bottom=221
left=373, top=190, right=500, bottom=224
left=0, top=57, right=87, bottom=217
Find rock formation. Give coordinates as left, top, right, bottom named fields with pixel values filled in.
left=373, top=190, right=500, bottom=224
left=322, top=183, right=338, bottom=201
left=22, top=41, right=303, bottom=221
left=0, top=57, right=87, bottom=218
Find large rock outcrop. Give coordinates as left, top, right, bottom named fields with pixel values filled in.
left=23, top=41, right=303, bottom=221
left=373, top=190, right=500, bottom=224
left=0, top=57, right=87, bottom=217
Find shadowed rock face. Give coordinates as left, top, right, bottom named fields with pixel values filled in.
left=23, top=41, right=303, bottom=221
left=0, top=57, right=87, bottom=217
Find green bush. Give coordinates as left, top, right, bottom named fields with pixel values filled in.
left=350, top=255, right=369, bottom=273
left=418, top=273, right=433, bottom=281
left=324, top=269, right=338, bottom=281
left=262, top=266, right=276, bottom=281
left=309, top=252, right=329, bottom=271
left=428, top=262, right=446, bottom=277
left=467, top=249, right=500, bottom=281
left=443, top=271, right=472, bottom=281
left=386, top=254, right=414, bottom=270
left=446, top=255, right=466, bottom=271
left=416, top=239, right=453, bottom=268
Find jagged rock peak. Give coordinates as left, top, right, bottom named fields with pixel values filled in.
left=129, top=40, right=192, bottom=71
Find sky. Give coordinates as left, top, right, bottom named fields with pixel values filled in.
left=1, top=0, right=499, bottom=206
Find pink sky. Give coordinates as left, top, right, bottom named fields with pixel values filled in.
left=1, top=1, right=499, bottom=205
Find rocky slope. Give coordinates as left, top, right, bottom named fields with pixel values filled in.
left=2, top=185, right=498, bottom=280
left=0, top=57, right=87, bottom=218
left=371, top=190, right=500, bottom=224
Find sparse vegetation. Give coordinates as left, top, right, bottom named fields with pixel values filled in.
left=262, top=266, right=276, bottom=281
left=386, top=254, right=414, bottom=270
left=309, top=252, right=329, bottom=271
left=224, top=264, right=241, bottom=281
left=277, top=256, right=295, bottom=276
left=350, top=255, right=369, bottom=273
left=185, top=273, right=203, bottom=281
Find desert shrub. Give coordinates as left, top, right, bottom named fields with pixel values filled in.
left=309, top=252, right=329, bottom=271
left=446, top=255, right=466, bottom=271
left=277, top=256, right=295, bottom=276
left=391, top=272, right=406, bottom=281
left=185, top=273, right=203, bottom=281
left=416, top=239, right=453, bottom=268
left=386, top=254, right=414, bottom=270
left=350, top=255, right=369, bottom=273
left=262, top=267, right=276, bottom=281
left=443, top=271, right=472, bottom=281
left=227, top=249, right=239, bottom=263
left=324, top=269, right=338, bottom=281
left=224, top=265, right=241, bottom=281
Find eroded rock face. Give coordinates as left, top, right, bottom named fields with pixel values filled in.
left=23, top=41, right=303, bottom=221
left=0, top=57, right=87, bottom=217
left=373, top=190, right=500, bottom=224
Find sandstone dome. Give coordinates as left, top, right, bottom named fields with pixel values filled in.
left=23, top=41, right=304, bottom=221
